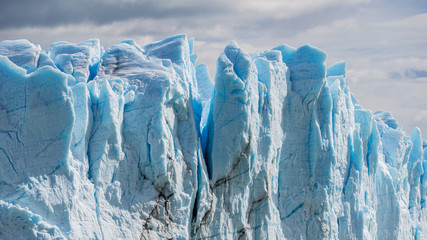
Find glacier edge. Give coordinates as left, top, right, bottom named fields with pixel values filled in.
left=0, top=35, right=426, bottom=240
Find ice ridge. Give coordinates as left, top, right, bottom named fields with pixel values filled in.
left=0, top=35, right=426, bottom=240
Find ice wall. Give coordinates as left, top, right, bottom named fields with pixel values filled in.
left=0, top=35, right=426, bottom=240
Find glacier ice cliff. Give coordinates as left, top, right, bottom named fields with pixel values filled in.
left=0, top=35, right=426, bottom=240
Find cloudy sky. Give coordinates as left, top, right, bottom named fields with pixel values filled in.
left=1, top=0, right=426, bottom=135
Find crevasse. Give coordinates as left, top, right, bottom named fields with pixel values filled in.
left=0, top=35, right=426, bottom=240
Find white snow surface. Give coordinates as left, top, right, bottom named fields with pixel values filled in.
left=0, top=35, right=426, bottom=239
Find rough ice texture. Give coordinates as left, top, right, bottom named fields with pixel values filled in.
left=0, top=35, right=426, bottom=240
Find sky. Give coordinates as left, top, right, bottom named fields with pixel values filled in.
left=1, top=0, right=426, bottom=135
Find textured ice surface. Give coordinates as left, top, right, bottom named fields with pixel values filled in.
left=0, top=35, right=426, bottom=240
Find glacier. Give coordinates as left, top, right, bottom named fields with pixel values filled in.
left=0, top=35, right=426, bottom=240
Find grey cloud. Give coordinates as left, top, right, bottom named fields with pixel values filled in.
left=0, top=0, right=370, bottom=36
left=0, top=0, right=232, bottom=30
left=404, top=69, right=427, bottom=79
left=389, top=69, right=427, bottom=80
left=233, top=4, right=363, bottom=43
left=117, top=2, right=367, bottom=51
left=368, top=0, right=427, bottom=18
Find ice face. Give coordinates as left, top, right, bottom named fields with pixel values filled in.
left=0, top=35, right=426, bottom=240
left=0, top=56, right=73, bottom=185
left=0, top=39, right=56, bottom=73
left=46, top=39, right=102, bottom=85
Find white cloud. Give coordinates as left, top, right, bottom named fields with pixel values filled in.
left=415, top=110, right=427, bottom=124
left=235, top=0, right=371, bottom=19
left=371, top=13, right=427, bottom=31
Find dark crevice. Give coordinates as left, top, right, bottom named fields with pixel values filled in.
left=247, top=195, right=268, bottom=223
left=192, top=199, right=214, bottom=238
left=140, top=184, right=175, bottom=239
left=237, top=228, right=247, bottom=240
left=212, top=138, right=251, bottom=190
